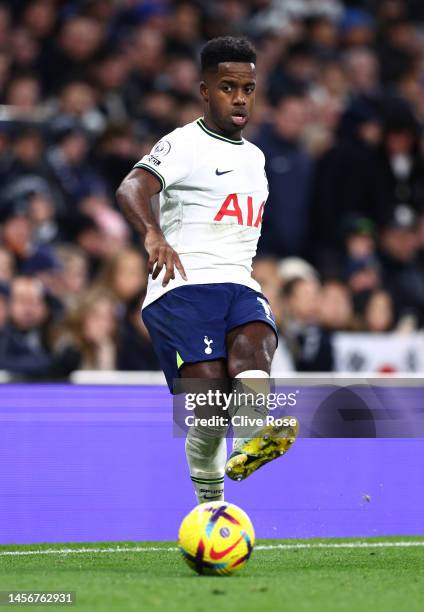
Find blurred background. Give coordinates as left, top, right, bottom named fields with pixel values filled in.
left=1, top=0, right=424, bottom=379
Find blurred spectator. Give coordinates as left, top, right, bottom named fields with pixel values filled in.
left=94, top=246, right=157, bottom=369
left=0, top=201, right=32, bottom=263
left=55, top=287, right=118, bottom=370
left=376, top=17, right=418, bottom=86
left=310, top=96, right=382, bottom=272
left=10, top=28, right=40, bottom=73
left=1, top=0, right=424, bottom=375
left=365, top=289, right=395, bottom=332
left=268, top=42, right=318, bottom=103
left=175, top=95, right=203, bottom=127
left=91, top=49, right=131, bottom=124
left=353, top=288, right=395, bottom=332
left=346, top=256, right=381, bottom=295
left=96, top=247, right=147, bottom=310
left=5, top=74, right=41, bottom=111
left=55, top=244, right=89, bottom=310
left=308, top=16, right=339, bottom=56
left=255, top=92, right=314, bottom=258
left=0, top=129, right=63, bottom=217
left=65, top=213, right=111, bottom=277
left=46, top=117, right=106, bottom=210
left=167, top=1, right=201, bottom=55
left=162, top=55, right=198, bottom=98
left=0, top=276, right=79, bottom=378
left=319, top=279, right=353, bottom=331
left=21, top=0, right=57, bottom=43
left=93, top=124, right=141, bottom=195
left=344, top=216, right=375, bottom=260
left=343, top=47, right=379, bottom=97
left=342, top=215, right=382, bottom=294
left=339, top=8, right=374, bottom=48
left=58, top=80, right=105, bottom=135
left=308, top=61, right=348, bottom=155
left=41, top=16, right=105, bottom=93
left=20, top=246, right=63, bottom=310
left=5, top=128, right=45, bottom=178
left=79, top=194, right=130, bottom=256
left=125, top=26, right=166, bottom=114
left=27, top=188, right=59, bottom=246
left=281, top=276, right=333, bottom=371
left=378, top=204, right=424, bottom=324
left=375, top=103, right=424, bottom=223
left=137, top=89, right=177, bottom=136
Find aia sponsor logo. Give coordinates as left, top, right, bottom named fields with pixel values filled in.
left=214, top=193, right=265, bottom=227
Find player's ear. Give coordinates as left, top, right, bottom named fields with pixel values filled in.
left=200, top=81, right=208, bottom=103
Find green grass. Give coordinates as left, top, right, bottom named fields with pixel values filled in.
left=0, top=538, right=423, bottom=612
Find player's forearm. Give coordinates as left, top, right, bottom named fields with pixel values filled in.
left=116, top=177, right=163, bottom=238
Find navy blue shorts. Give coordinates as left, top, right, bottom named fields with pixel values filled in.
left=142, top=283, right=277, bottom=392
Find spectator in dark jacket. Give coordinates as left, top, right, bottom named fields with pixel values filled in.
left=374, top=104, right=424, bottom=224
left=255, top=92, right=314, bottom=258
left=310, top=96, right=382, bottom=273
left=46, top=117, right=106, bottom=213
left=282, top=276, right=334, bottom=372
left=378, top=205, right=424, bottom=326
left=0, top=276, right=79, bottom=378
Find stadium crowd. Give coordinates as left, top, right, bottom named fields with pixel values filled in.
left=1, top=0, right=424, bottom=377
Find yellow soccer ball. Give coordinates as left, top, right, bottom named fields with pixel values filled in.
left=178, top=501, right=255, bottom=575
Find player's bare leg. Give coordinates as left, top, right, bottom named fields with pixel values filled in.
left=225, top=321, right=298, bottom=480
left=181, top=360, right=229, bottom=503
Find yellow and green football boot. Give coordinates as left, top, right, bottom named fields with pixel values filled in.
left=225, top=419, right=299, bottom=481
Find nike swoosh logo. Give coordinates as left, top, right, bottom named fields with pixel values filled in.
left=210, top=535, right=243, bottom=560
left=215, top=169, right=233, bottom=176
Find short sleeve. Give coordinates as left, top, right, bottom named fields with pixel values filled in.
left=133, top=129, right=193, bottom=191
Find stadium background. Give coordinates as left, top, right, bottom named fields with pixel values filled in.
left=1, top=0, right=424, bottom=378
left=0, top=0, right=422, bottom=545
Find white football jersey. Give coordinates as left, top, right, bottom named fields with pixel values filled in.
left=135, top=118, right=268, bottom=308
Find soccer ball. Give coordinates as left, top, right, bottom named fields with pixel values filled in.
left=178, top=501, right=255, bottom=575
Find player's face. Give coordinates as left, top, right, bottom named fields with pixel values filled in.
left=200, top=62, right=256, bottom=136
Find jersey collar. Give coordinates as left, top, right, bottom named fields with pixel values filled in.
left=196, top=118, right=244, bottom=145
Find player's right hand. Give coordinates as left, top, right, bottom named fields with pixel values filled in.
left=144, top=229, right=188, bottom=287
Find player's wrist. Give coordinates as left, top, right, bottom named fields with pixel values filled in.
left=144, top=226, right=164, bottom=241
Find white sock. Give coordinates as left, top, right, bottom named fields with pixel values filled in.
left=232, top=370, right=270, bottom=449
left=185, top=425, right=227, bottom=504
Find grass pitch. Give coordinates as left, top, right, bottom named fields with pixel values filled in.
left=0, top=538, right=423, bottom=612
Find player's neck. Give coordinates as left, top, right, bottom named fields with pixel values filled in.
left=202, top=114, right=243, bottom=141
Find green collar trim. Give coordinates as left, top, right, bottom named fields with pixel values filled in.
left=196, top=118, right=244, bottom=145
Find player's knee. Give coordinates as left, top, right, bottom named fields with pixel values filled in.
left=228, top=346, right=273, bottom=378
left=228, top=328, right=275, bottom=378
left=180, top=360, right=227, bottom=378
left=228, top=358, right=270, bottom=378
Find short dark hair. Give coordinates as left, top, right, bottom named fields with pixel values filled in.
left=200, top=36, right=256, bottom=73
